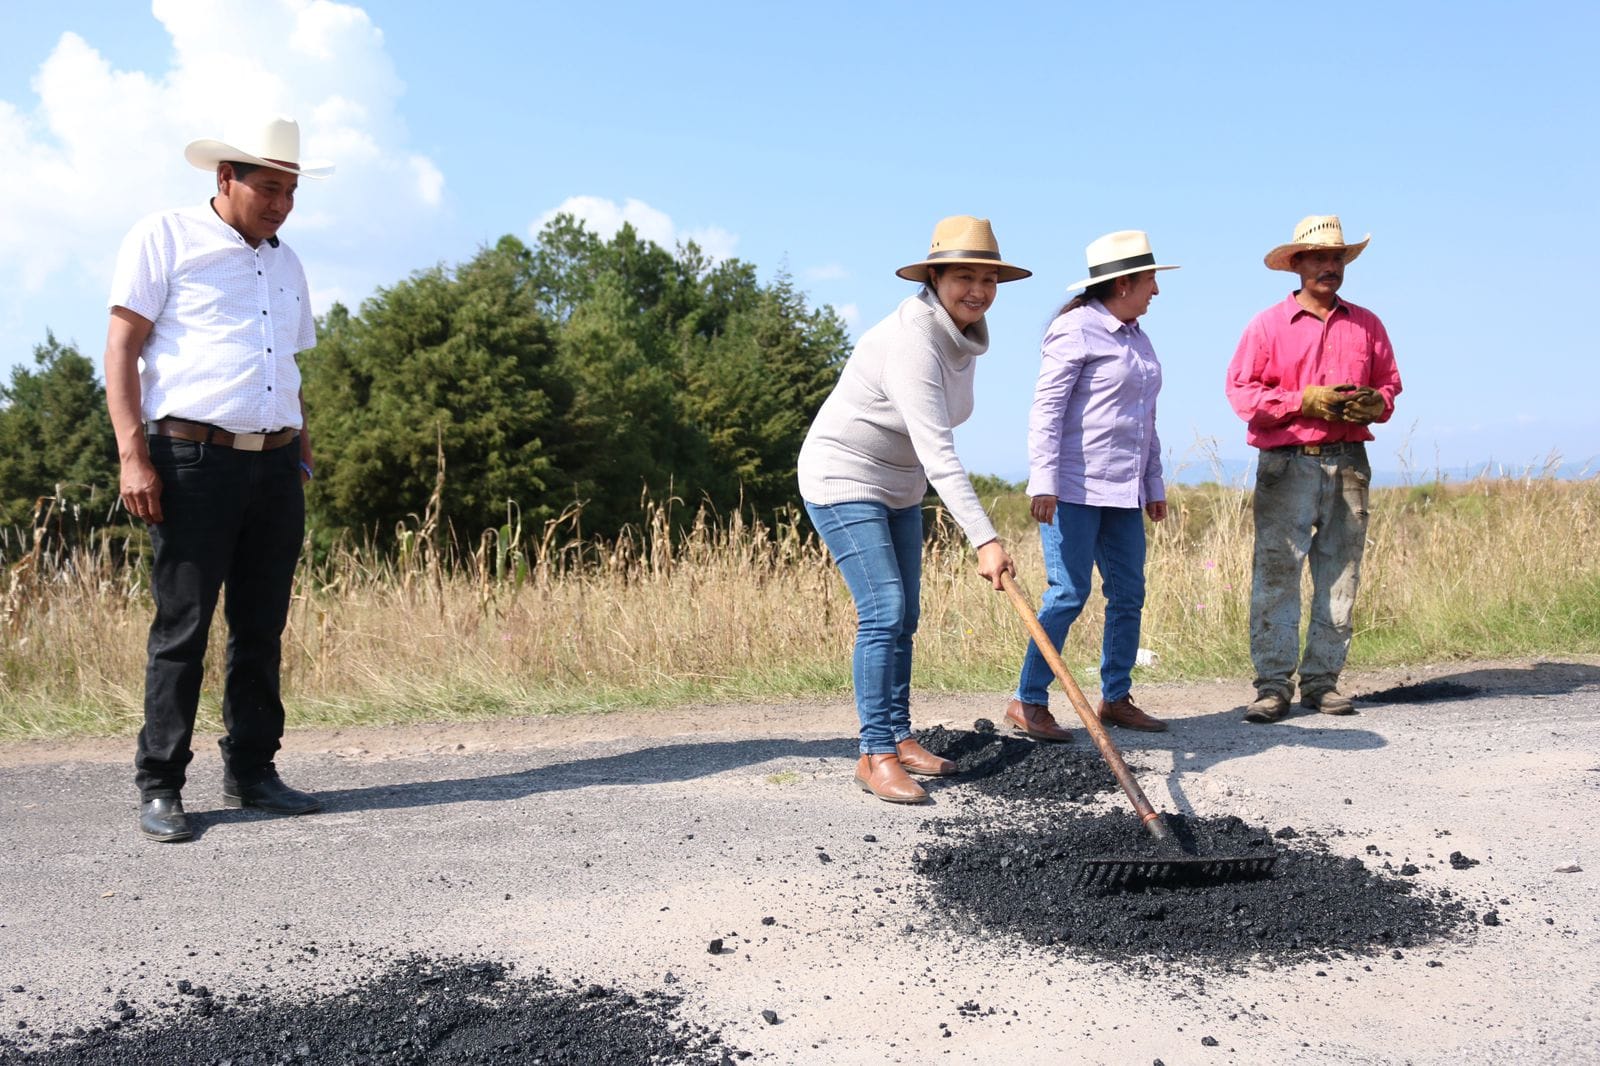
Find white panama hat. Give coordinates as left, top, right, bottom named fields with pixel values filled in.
left=1065, top=230, right=1179, bottom=291
left=185, top=115, right=334, bottom=179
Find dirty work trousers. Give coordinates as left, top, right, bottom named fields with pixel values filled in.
left=135, top=434, right=305, bottom=799
left=1249, top=444, right=1370, bottom=699
left=803, top=499, right=922, bottom=755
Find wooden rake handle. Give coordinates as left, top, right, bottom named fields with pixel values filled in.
left=999, top=571, right=1168, bottom=837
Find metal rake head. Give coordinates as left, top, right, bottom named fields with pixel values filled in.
left=1074, top=853, right=1278, bottom=892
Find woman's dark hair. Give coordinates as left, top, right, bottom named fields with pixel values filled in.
left=1051, top=277, right=1118, bottom=322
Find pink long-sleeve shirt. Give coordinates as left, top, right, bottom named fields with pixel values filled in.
left=1225, top=293, right=1401, bottom=449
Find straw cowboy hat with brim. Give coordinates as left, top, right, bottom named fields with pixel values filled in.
left=897, top=216, right=1031, bottom=283
left=185, top=115, right=335, bottom=179
left=1264, top=215, right=1369, bottom=272
left=1066, top=230, right=1179, bottom=292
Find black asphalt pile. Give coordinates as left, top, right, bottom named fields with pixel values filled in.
left=0, top=957, right=741, bottom=1065
left=915, top=722, right=1130, bottom=803
left=913, top=811, right=1471, bottom=966
left=1359, top=680, right=1481, bottom=704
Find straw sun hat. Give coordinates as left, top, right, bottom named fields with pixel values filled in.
left=896, top=216, right=1031, bottom=283
left=185, top=115, right=335, bottom=179
left=1263, top=215, right=1369, bottom=272
left=1066, top=230, right=1179, bottom=291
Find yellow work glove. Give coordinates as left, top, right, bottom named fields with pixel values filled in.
left=1341, top=387, right=1385, bottom=424
left=1300, top=384, right=1351, bottom=422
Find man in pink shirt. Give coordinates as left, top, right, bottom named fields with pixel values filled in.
left=1225, top=216, right=1402, bottom=723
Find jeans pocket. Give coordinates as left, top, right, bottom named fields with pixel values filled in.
left=1255, top=449, right=1291, bottom=487
left=149, top=435, right=207, bottom=471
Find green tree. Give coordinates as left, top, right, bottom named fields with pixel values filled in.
left=300, top=217, right=851, bottom=543
left=0, top=333, right=118, bottom=530
left=301, top=236, right=567, bottom=543
left=680, top=270, right=849, bottom=515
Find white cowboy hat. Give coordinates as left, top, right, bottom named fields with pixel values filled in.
left=896, top=215, right=1031, bottom=283
left=1066, top=230, right=1179, bottom=291
left=185, top=115, right=334, bottom=179
left=1264, top=215, right=1369, bottom=272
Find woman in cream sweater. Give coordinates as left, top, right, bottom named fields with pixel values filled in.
left=798, top=216, right=1027, bottom=804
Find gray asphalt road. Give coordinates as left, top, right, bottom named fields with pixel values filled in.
left=3, top=661, right=1598, bottom=1064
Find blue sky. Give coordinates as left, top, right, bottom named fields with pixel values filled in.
left=3, top=1, right=1596, bottom=484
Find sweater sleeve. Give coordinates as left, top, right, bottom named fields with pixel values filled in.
left=881, top=334, right=998, bottom=549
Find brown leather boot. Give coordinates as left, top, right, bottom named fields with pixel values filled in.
left=1098, top=695, right=1167, bottom=732
left=1004, top=698, right=1073, bottom=742
left=854, top=754, right=928, bottom=804
left=1301, top=688, right=1355, bottom=715
left=895, top=738, right=956, bottom=777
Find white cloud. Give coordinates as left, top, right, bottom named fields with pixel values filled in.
left=837, top=303, right=861, bottom=330
left=533, top=195, right=739, bottom=262
left=804, top=263, right=850, bottom=282
left=0, top=1, right=441, bottom=314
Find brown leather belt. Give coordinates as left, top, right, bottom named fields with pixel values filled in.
left=1269, top=441, right=1365, bottom=457
left=147, top=418, right=298, bottom=452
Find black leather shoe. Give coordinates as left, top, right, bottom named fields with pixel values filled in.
left=140, top=796, right=193, bottom=842
left=222, top=774, right=322, bottom=815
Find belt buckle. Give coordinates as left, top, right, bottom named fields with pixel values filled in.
left=234, top=432, right=266, bottom=452
left=1302, top=444, right=1322, bottom=456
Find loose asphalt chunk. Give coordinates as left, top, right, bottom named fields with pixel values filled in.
left=0, top=956, right=742, bottom=1065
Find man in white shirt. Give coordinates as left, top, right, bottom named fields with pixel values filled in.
left=104, top=116, right=333, bottom=842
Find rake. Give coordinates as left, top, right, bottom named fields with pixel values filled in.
left=1000, top=572, right=1276, bottom=891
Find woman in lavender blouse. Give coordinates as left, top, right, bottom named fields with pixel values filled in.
left=1004, top=231, right=1179, bottom=742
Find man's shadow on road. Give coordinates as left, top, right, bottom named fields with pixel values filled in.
left=185, top=736, right=851, bottom=839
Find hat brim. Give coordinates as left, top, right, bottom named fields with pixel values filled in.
left=1264, top=236, right=1368, bottom=272
left=185, top=138, right=334, bottom=179
left=896, top=257, right=1031, bottom=283
left=1065, top=263, right=1179, bottom=292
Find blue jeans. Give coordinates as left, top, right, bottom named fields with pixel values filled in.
left=804, top=500, right=922, bottom=755
left=1015, top=503, right=1146, bottom=707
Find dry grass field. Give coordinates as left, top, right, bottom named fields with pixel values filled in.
left=3, top=476, right=1598, bottom=740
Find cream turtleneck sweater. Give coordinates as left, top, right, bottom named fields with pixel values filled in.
left=797, top=288, right=999, bottom=548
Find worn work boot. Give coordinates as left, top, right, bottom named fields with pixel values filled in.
left=894, top=738, right=957, bottom=777
left=1098, top=695, right=1167, bottom=732
left=854, top=754, right=928, bottom=804
left=1243, top=690, right=1291, bottom=724
left=222, top=773, right=322, bottom=815
left=1004, top=699, right=1073, bottom=742
left=1302, top=688, right=1356, bottom=715
left=139, top=795, right=193, bottom=843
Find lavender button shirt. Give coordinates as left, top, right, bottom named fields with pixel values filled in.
left=1024, top=298, right=1164, bottom=509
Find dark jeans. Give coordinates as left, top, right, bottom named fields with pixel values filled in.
left=135, top=434, right=304, bottom=799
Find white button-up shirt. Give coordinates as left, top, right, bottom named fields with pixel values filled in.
left=108, top=202, right=316, bottom=434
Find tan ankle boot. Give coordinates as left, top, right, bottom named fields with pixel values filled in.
left=894, top=738, right=956, bottom=777
left=854, top=754, right=928, bottom=804
left=1004, top=698, right=1073, bottom=742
